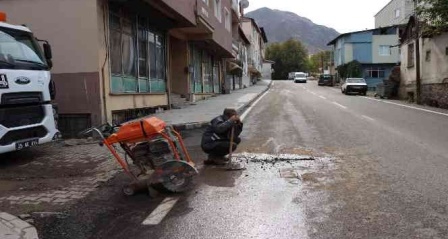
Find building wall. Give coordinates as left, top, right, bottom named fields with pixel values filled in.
left=348, top=32, right=372, bottom=43
left=1, top=0, right=100, bottom=74
left=169, top=36, right=189, bottom=96
left=353, top=43, right=372, bottom=63
left=400, top=33, right=448, bottom=107
left=2, top=0, right=104, bottom=127
left=196, top=0, right=233, bottom=57
left=421, top=34, right=448, bottom=85
left=160, top=0, right=197, bottom=26
left=375, top=0, right=413, bottom=28
left=372, top=35, right=400, bottom=64
left=241, top=20, right=262, bottom=72
left=399, top=40, right=417, bottom=99
left=344, top=43, right=353, bottom=62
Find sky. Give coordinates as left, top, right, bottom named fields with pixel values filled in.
left=245, top=0, right=393, bottom=33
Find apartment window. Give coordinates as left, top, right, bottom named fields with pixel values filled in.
left=109, top=9, right=166, bottom=94
left=224, top=8, right=231, bottom=32
left=379, top=45, right=391, bottom=56
left=366, top=67, right=386, bottom=78
left=214, top=0, right=222, bottom=22
left=425, top=50, right=431, bottom=62
left=408, top=43, right=415, bottom=68
left=395, top=9, right=400, bottom=18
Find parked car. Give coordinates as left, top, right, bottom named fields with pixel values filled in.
left=318, top=74, right=334, bottom=86
left=294, top=72, right=307, bottom=83
left=341, top=78, right=368, bottom=95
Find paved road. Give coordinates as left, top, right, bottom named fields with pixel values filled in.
left=36, top=80, right=448, bottom=238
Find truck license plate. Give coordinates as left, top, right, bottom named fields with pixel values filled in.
left=15, top=139, right=39, bottom=150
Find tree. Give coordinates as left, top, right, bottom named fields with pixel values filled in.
left=308, top=51, right=332, bottom=74
left=417, top=0, right=448, bottom=34
left=265, top=39, right=309, bottom=80
left=336, top=60, right=362, bottom=79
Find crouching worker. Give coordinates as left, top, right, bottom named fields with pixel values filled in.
left=201, top=108, right=243, bottom=165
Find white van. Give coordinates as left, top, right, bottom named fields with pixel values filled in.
left=294, top=72, right=307, bottom=83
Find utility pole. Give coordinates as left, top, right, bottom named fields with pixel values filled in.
left=414, top=0, right=422, bottom=104
left=321, top=54, right=324, bottom=74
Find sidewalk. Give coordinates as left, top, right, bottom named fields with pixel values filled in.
left=155, top=79, right=272, bottom=130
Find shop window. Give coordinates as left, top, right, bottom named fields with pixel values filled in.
left=109, top=10, right=166, bottom=94
left=366, top=67, right=386, bottom=78
left=189, top=44, right=215, bottom=94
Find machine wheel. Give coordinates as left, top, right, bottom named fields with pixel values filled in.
left=156, top=175, right=194, bottom=193
left=122, top=185, right=136, bottom=196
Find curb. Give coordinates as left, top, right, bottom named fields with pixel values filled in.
left=173, top=81, right=273, bottom=131
left=0, top=212, right=38, bottom=239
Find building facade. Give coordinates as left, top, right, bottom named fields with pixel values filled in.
left=2, top=0, right=237, bottom=136
left=399, top=17, right=448, bottom=108
left=375, top=0, right=414, bottom=28
left=241, top=17, right=267, bottom=86
left=328, top=26, right=401, bottom=89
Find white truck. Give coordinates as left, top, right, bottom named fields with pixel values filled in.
left=0, top=13, right=60, bottom=154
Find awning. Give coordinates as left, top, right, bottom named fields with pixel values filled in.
left=228, top=62, right=243, bottom=75
left=248, top=66, right=259, bottom=73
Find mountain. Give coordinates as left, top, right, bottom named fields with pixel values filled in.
left=245, top=8, right=340, bottom=54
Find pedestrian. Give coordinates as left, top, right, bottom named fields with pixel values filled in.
left=201, top=108, right=243, bottom=165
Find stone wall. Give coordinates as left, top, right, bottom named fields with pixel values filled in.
left=421, top=83, right=448, bottom=109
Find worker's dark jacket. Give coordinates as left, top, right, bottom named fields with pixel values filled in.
left=201, top=115, right=243, bottom=149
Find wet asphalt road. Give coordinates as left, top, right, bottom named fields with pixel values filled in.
left=36, top=80, right=448, bottom=238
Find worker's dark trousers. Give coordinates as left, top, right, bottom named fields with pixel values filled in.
left=202, top=138, right=241, bottom=157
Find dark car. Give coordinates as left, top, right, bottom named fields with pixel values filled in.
left=318, top=74, right=334, bottom=86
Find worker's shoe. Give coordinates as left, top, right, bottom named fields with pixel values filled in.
left=204, top=155, right=229, bottom=165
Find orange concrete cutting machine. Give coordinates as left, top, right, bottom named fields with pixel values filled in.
left=82, top=117, right=198, bottom=195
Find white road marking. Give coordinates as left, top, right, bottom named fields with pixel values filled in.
left=319, top=96, right=327, bottom=100
left=361, top=115, right=375, bottom=121
left=240, top=89, right=270, bottom=121
left=142, top=197, right=179, bottom=225
left=362, top=97, right=448, bottom=118
left=332, top=102, right=348, bottom=109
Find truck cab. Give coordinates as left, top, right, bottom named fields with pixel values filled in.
left=0, top=13, right=60, bottom=154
